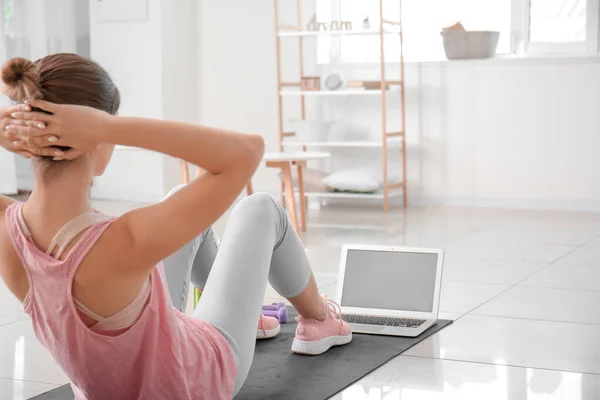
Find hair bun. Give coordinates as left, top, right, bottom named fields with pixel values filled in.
left=2, top=57, right=41, bottom=102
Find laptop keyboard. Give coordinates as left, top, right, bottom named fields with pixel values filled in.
left=343, top=314, right=426, bottom=328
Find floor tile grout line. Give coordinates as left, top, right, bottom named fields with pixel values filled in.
left=432, top=226, right=487, bottom=247
left=436, top=230, right=594, bottom=265
left=515, top=283, right=600, bottom=293
left=463, top=312, right=600, bottom=327
left=505, top=236, right=600, bottom=291
left=460, top=237, right=597, bottom=317
left=0, top=376, right=63, bottom=386
left=444, top=256, right=550, bottom=266
left=442, top=279, right=513, bottom=287
left=443, top=312, right=469, bottom=323
left=503, top=263, right=557, bottom=291
left=435, top=224, right=600, bottom=247
left=427, top=280, right=516, bottom=344
left=552, top=262, right=600, bottom=268
left=440, top=232, right=600, bottom=248
left=0, top=318, right=28, bottom=329
left=400, top=354, right=600, bottom=377
left=545, top=233, right=600, bottom=266
left=442, top=269, right=548, bottom=286
left=456, top=284, right=516, bottom=318
left=437, top=254, right=563, bottom=264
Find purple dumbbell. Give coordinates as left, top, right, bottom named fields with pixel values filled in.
left=262, top=307, right=288, bottom=323
left=262, top=302, right=285, bottom=312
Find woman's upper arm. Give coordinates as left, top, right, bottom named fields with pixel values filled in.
left=109, top=168, right=252, bottom=271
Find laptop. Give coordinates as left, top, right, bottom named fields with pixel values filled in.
left=335, top=245, right=444, bottom=337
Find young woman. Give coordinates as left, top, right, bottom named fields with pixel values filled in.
left=0, top=54, right=351, bottom=399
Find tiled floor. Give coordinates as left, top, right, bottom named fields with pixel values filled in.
left=2, top=200, right=600, bottom=399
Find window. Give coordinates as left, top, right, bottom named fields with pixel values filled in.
left=317, top=0, right=600, bottom=63
left=525, top=0, right=599, bottom=53
left=530, top=0, right=587, bottom=42
left=1, top=0, right=89, bottom=61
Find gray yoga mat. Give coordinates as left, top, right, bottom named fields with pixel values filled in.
left=236, top=313, right=451, bottom=400
left=32, top=311, right=451, bottom=400
left=30, top=384, right=73, bottom=400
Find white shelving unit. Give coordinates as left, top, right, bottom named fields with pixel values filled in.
left=280, top=90, right=384, bottom=96
left=273, top=0, right=407, bottom=211
left=279, top=88, right=400, bottom=96
left=283, top=137, right=403, bottom=148
left=297, top=187, right=404, bottom=200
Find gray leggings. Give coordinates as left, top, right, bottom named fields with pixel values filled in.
left=161, top=187, right=312, bottom=396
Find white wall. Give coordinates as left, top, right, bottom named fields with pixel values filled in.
left=88, top=0, right=164, bottom=202
left=91, top=147, right=164, bottom=202
left=89, top=0, right=196, bottom=202
left=0, top=153, right=17, bottom=195
left=160, top=0, right=198, bottom=192
left=196, top=0, right=281, bottom=193
left=89, top=0, right=163, bottom=119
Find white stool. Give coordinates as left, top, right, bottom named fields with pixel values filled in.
left=248, top=152, right=331, bottom=233
left=179, top=151, right=331, bottom=233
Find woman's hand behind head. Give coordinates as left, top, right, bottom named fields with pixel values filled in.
left=0, top=103, right=62, bottom=159
left=8, top=100, right=113, bottom=160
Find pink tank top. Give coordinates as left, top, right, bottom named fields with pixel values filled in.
left=5, top=203, right=237, bottom=400
left=15, top=205, right=150, bottom=331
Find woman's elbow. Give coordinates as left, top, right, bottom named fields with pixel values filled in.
left=246, top=134, right=265, bottom=166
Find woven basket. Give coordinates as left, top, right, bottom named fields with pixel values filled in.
left=441, top=30, right=500, bottom=60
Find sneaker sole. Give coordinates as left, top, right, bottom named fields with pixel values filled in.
left=256, top=324, right=281, bottom=340
left=291, top=333, right=352, bottom=355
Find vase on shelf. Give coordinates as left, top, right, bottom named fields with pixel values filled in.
left=363, top=16, right=370, bottom=29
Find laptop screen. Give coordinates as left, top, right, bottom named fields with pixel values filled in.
left=340, top=249, right=439, bottom=313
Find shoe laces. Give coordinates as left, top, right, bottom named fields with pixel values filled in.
left=324, top=296, right=343, bottom=324
left=258, top=314, right=266, bottom=333
left=297, top=296, right=343, bottom=329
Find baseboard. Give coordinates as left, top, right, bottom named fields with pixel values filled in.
left=90, top=187, right=165, bottom=203
left=409, top=196, right=600, bottom=212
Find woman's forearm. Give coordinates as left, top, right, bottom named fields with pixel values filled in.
left=102, top=116, right=264, bottom=174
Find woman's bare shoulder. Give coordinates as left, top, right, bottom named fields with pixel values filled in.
left=0, top=195, right=16, bottom=212
left=0, top=197, right=28, bottom=302
left=0, top=195, right=16, bottom=249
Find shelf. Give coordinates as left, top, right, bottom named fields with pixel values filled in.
left=297, top=187, right=404, bottom=200
left=278, top=28, right=400, bottom=37
left=280, top=89, right=398, bottom=97
left=272, top=1, right=407, bottom=209
left=283, top=138, right=402, bottom=148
